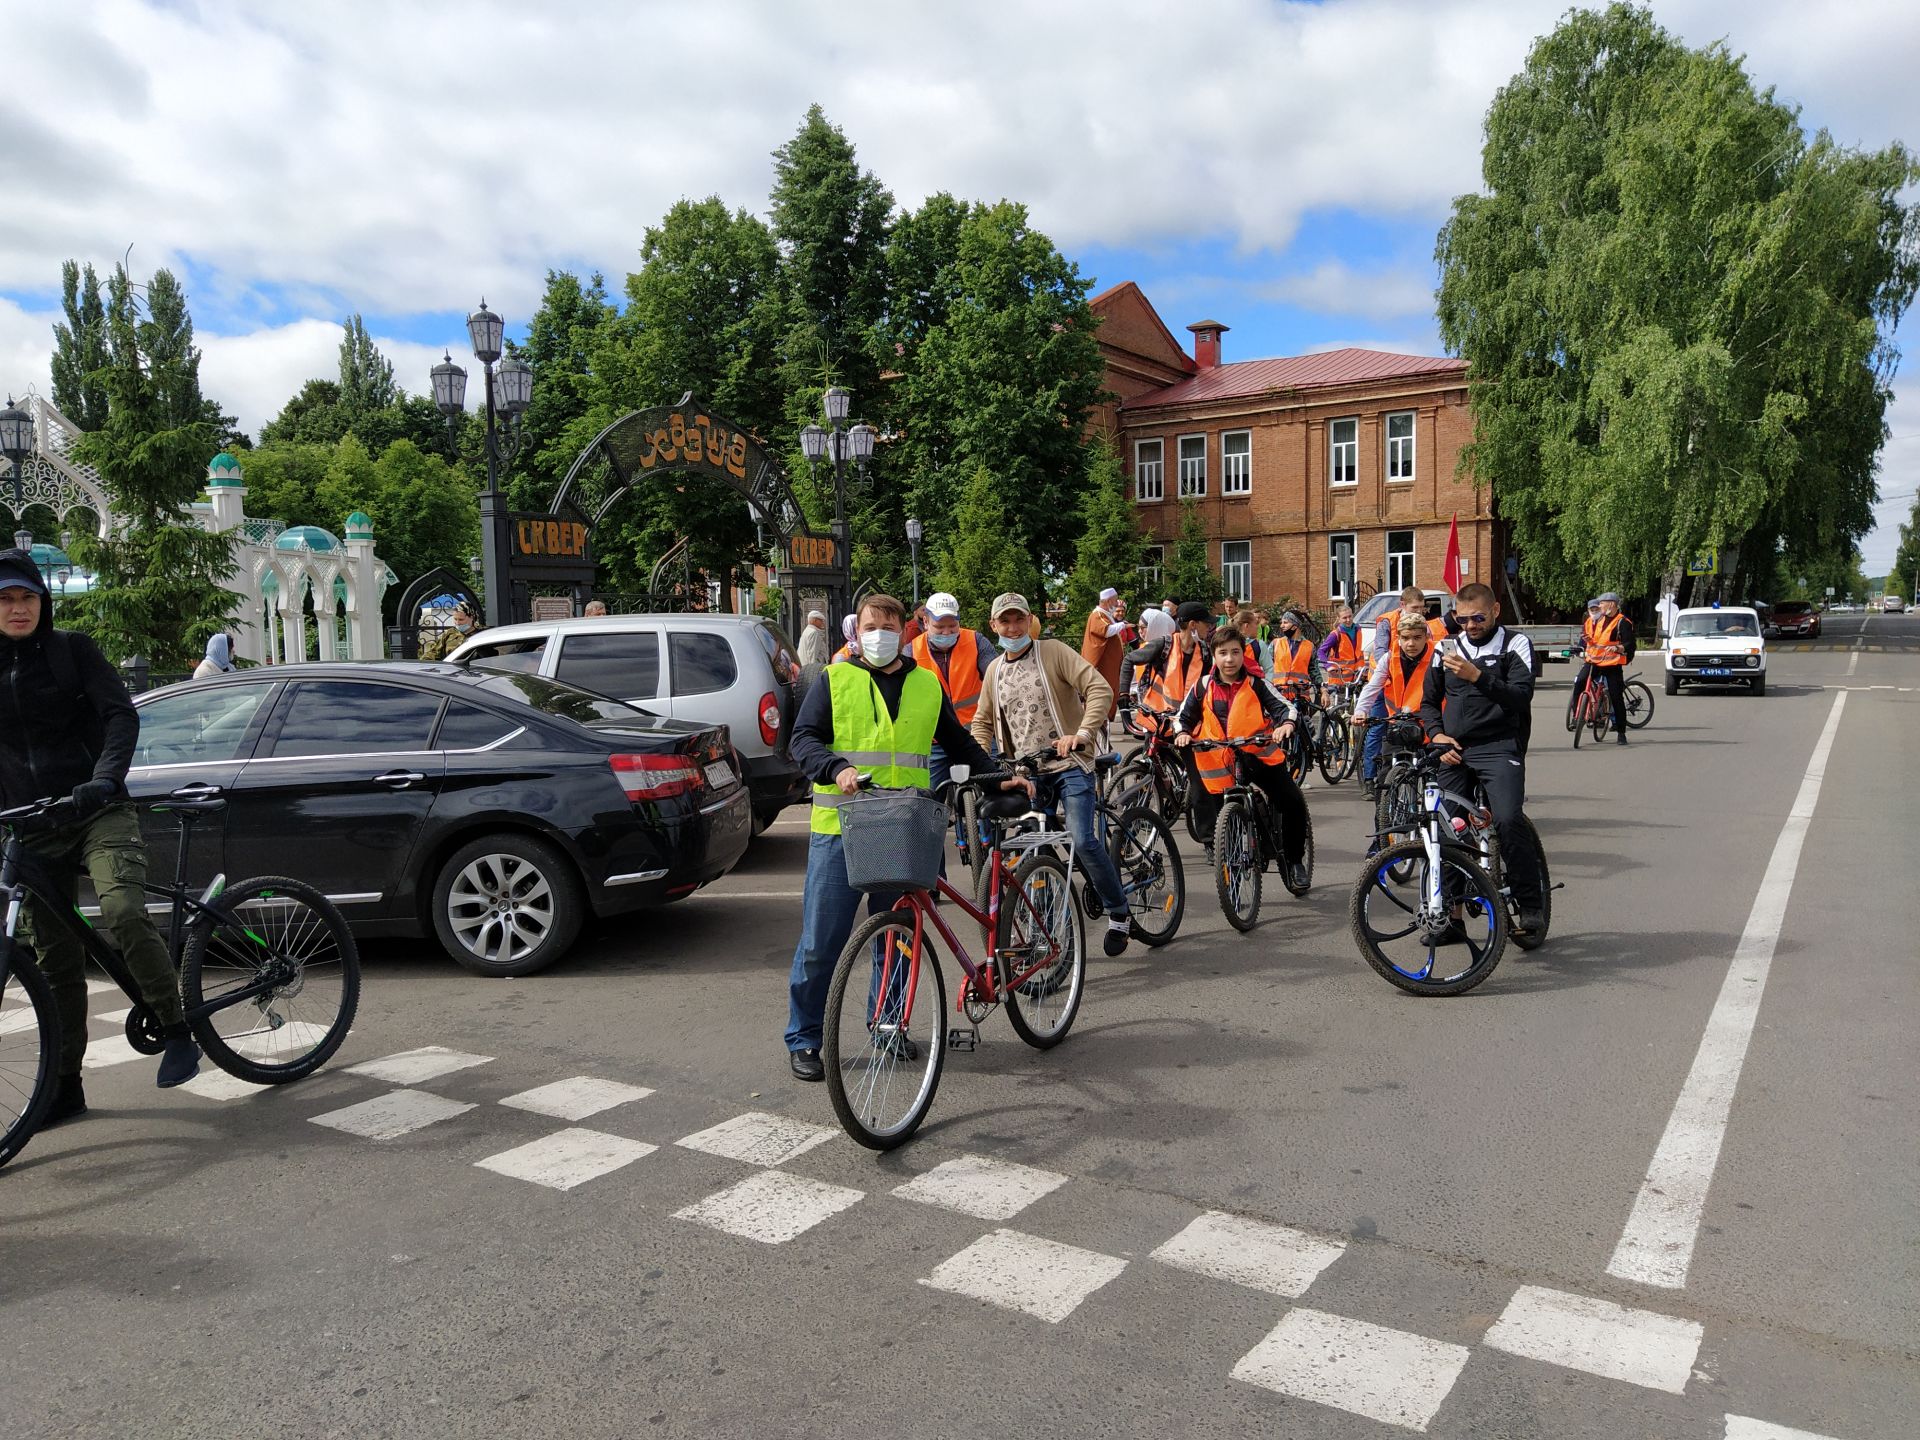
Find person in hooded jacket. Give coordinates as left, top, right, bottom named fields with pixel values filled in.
left=0, top=549, right=201, bottom=1126
left=192, top=631, right=237, bottom=679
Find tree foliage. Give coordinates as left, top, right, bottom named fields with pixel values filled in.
left=1891, top=494, right=1920, bottom=597
left=1066, top=439, right=1145, bottom=619
left=1436, top=2, right=1920, bottom=606
left=50, top=261, right=109, bottom=431
left=1163, top=498, right=1224, bottom=608
left=932, top=464, right=1043, bottom=632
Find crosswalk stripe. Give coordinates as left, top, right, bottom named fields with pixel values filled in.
left=675, top=1110, right=835, bottom=1167
left=499, top=1076, right=654, bottom=1121
left=309, top=1088, right=475, bottom=1140
left=1724, top=1416, right=1844, bottom=1439
left=891, top=1154, right=1068, bottom=1221
left=80, top=1035, right=147, bottom=1070
left=1231, top=1306, right=1472, bottom=1432
left=673, top=1169, right=863, bottom=1244
left=920, top=1228, right=1127, bottom=1324
left=346, top=1046, right=494, bottom=1085
left=178, top=1069, right=262, bottom=1103
left=474, top=1128, right=656, bottom=1191
left=1483, top=1285, right=1703, bottom=1394
left=1151, top=1210, right=1347, bottom=1297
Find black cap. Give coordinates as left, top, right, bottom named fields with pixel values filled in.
left=1175, top=600, right=1213, bottom=625
left=0, top=549, right=48, bottom=598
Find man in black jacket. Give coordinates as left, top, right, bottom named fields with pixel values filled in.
left=1418, top=581, right=1545, bottom=937
left=0, top=549, right=200, bottom=1125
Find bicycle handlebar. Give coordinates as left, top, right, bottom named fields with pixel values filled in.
left=1186, top=734, right=1276, bottom=751
left=0, top=795, right=76, bottom=827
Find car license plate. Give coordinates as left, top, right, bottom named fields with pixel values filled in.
left=1701, top=667, right=1731, bottom=676
left=703, top=760, right=734, bottom=789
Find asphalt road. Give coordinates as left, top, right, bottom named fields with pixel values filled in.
left=4, top=617, right=1916, bottom=1440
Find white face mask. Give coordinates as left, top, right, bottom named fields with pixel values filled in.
left=860, top=629, right=901, bottom=666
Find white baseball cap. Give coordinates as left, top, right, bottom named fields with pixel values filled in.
left=925, top=592, right=961, bottom=619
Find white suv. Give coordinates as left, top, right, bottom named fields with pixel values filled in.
left=450, top=613, right=808, bottom=829
left=1665, top=606, right=1767, bottom=696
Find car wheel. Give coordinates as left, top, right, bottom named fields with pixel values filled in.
left=1664, top=673, right=1679, bottom=696
left=1752, top=674, right=1766, bottom=697
left=431, top=833, right=585, bottom=977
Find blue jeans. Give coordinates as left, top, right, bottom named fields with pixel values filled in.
left=1361, top=694, right=1386, bottom=781
left=1053, top=765, right=1128, bottom=920
left=785, top=831, right=890, bottom=1053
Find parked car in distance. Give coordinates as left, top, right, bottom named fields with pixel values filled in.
left=449, top=613, right=808, bottom=833
left=1882, top=594, right=1906, bottom=614
left=1354, top=588, right=1451, bottom=663
left=125, top=663, right=752, bottom=977
left=1665, top=607, right=1767, bottom=696
left=1766, top=600, right=1821, bottom=639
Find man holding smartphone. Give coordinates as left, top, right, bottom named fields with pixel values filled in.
left=1419, top=581, right=1545, bottom=937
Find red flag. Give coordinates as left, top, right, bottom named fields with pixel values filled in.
left=1442, top=515, right=1463, bottom=593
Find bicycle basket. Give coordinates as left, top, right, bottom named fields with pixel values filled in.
left=838, top=788, right=948, bottom=893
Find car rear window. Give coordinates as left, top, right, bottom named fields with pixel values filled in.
left=554, top=631, right=661, bottom=700
left=433, top=700, right=521, bottom=751
left=270, top=681, right=445, bottom=757
left=465, top=671, right=650, bottom=725
left=462, top=637, right=548, bottom=674
left=753, top=622, right=801, bottom=687
left=135, top=682, right=278, bottom=766
left=669, top=631, right=738, bottom=697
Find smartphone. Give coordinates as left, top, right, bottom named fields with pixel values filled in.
left=1439, top=638, right=1461, bottom=659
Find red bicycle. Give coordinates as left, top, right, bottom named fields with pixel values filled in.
left=821, top=759, right=1087, bottom=1151
left=1566, top=645, right=1653, bottom=746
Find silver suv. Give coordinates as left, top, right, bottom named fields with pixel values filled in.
left=449, top=613, right=808, bottom=830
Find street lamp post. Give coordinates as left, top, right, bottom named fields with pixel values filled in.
left=0, top=397, right=32, bottom=533
left=799, top=387, right=875, bottom=627
left=432, top=301, right=533, bottom=629
left=905, top=517, right=923, bottom=605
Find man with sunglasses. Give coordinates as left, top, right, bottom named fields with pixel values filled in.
left=1419, top=581, right=1545, bottom=937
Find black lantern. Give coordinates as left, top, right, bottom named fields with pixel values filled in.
left=466, top=300, right=504, bottom=366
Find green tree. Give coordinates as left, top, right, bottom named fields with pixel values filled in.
left=512, top=269, right=618, bottom=505
left=227, top=441, right=333, bottom=529
left=68, top=264, right=237, bottom=667
left=50, top=261, right=109, bottom=430
left=259, top=378, right=349, bottom=448
left=1436, top=3, right=1920, bottom=607
left=337, top=315, right=398, bottom=423
left=1066, top=439, right=1144, bottom=620
left=1163, top=498, right=1223, bottom=609
left=1891, top=494, right=1920, bottom=599
left=931, top=464, right=1043, bottom=631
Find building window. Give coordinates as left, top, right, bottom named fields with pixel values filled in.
left=1329, top=533, right=1356, bottom=603
left=1221, top=540, right=1251, bottom=602
left=1138, top=544, right=1164, bottom=586
left=1134, top=439, right=1164, bottom=503
left=1386, top=529, right=1416, bottom=592
left=1222, top=430, right=1251, bottom=496
left=1178, top=434, right=1207, bottom=497
left=1386, top=411, right=1415, bottom=482
left=1330, top=419, right=1358, bottom=486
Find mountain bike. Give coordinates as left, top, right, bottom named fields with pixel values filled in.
left=821, top=759, right=1086, bottom=1151
left=1308, top=681, right=1360, bottom=785
left=1348, top=746, right=1552, bottom=995
left=1055, top=753, right=1185, bottom=948
left=1187, top=736, right=1315, bottom=932
left=2, top=789, right=361, bottom=1169
left=1566, top=647, right=1651, bottom=744
left=1111, top=699, right=1196, bottom=841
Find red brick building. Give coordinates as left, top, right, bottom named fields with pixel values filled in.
left=1090, top=282, right=1501, bottom=613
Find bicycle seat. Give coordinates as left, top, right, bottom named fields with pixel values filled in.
left=1092, top=751, right=1122, bottom=772
left=982, top=792, right=1033, bottom=821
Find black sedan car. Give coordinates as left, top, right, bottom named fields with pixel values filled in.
left=125, top=663, right=752, bottom=976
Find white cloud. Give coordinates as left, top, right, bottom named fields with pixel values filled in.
left=1860, top=370, right=1919, bottom=574
left=0, top=297, right=57, bottom=409
left=197, top=322, right=448, bottom=437
left=1260, top=262, right=1439, bottom=322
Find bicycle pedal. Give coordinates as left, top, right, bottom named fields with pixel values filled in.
left=945, top=1026, right=980, bottom=1052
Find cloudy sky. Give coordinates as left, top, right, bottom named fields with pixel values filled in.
left=3, top=0, right=1915, bottom=570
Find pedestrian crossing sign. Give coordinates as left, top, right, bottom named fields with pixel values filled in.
left=1686, top=550, right=1719, bottom=576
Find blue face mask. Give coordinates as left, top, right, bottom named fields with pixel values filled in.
left=928, top=630, right=959, bottom=651
left=997, top=632, right=1032, bottom=654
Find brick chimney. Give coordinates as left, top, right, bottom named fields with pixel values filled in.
left=1187, top=319, right=1229, bottom=369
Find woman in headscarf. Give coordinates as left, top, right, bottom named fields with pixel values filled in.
left=192, top=632, right=237, bottom=679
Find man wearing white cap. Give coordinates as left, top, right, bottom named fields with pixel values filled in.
left=796, top=608, right=831, bottom=666
left=911, top=592, right=998, bottom=854
left=1079, top=586, right=1132, bottom=708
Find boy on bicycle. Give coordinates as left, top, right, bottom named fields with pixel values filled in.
left=0, top=549, right=200, bottom=1126
left=1172, top=627, right=1311, bottom=892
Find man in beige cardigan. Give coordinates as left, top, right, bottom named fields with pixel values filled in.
left=971, top=591, right=1133, bottom=956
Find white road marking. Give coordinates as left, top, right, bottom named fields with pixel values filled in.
left=1724, top=1417, right=1844, bottom=1439
left=1231, top=1307, right=1472, bottom=1432
left=499, top=1076, right=653, bottom=1121
left=675, top=1110, right=835, bottom=1167
left=891, top=1154, right=1069, bottom=1221
left=309, top=1088, right=476, bottom=1140
left=474, top=1127, right=656, bottom=1191
left=80, top=1035, right=146, bottom=1070
left=1484, top=1285, right=1702, bottom=1394
left=346, top=1046, right=494, bottom=1085
left=178, top=1069, right=262, bottom=1102
left=673, top=1169, right=862, bottom=1244
left=85, top=978, right=118, bottom=997
left=1608, top=691, right=1847, bottom=1289
left=691, top=890, right=805, bottom=899
left=0, top=1007, right=45, bottom=1037
left=920, top=1228, right=1127, bottom=1324
left=96, top=1008, right=130, bottom=1026
left=1151, top=1210, right=1347, bottom=1297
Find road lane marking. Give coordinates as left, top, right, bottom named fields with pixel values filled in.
left=346, top=1046, right=494, bottom=1085
left=179, top=1069, right=263, bottom=1102
left=1152, top=1210, right=1347, bottom=1297
left=1231, top=1307, right=1471, bottom=1432
left=674, top=1169, right=863, bottom=1244
left=691, top=890, right=805, bottom=899
left=891, top=1154, right=1069, bottom=1221
left=80, top=1036, right=146, bottom=1070
left=499, top=1076, right=654, bottom=1120
left=1483, top=1285, right=1702, bottom=1394
left=309, top=1088, right=475, bottom=1140
left=921, top=1228, right=1127, bottom=1324
left=1724, top=1417, right=1843, bottom=1439
left=474, top=1127, right=656, bottom=1190
left=676, top=1110, right=835, bottom=1167
left=1607, top=690, right=1847, bottom=1289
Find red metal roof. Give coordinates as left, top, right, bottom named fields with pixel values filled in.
left=1120, top=348, right=1467, bottom=412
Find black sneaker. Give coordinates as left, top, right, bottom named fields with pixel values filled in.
left=1286, top=861, right=1312, bottom=893
left=1515, top=908, right=1547, bottom=936
left=871, top=1026, right=919, bottom=1063
left=156, top=1031, right=201, bottom=1089
left=1102, top=918, right=1130, bottom=956
left=1615, top=732, right=1628, bottom=746
left=1430, top=919, right=1469, bottom=946
left=39, top=1074, right=87, bottom=1129
left=788, top=1048, right=824, bottom=1082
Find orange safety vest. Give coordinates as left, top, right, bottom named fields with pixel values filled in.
left=1428, top=616, right=1450, bottom=641
left=1583, top=613, right=1626, bottom=667
left=832, top=640, right=856, bottom=664
left=910, top=630, right=984, bottom=725
left=1193, top=678, right=1285, bottom=794
left=1382, top=641, right=1436, bottom=720
left=1242, top=643, right=1265, bottom=677
left=1141, top=638, right=1206, bottom=729
left=1324, top=628, right=1362, bottom=685
left=1272, top=636, right=1315, bottom=683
